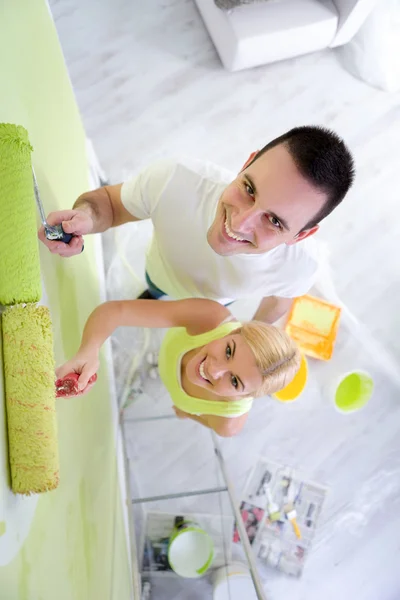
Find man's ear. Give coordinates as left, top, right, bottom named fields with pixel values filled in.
left=240, top=151, right=259, bottom=171
left=287, top=225, right=319, bottom=245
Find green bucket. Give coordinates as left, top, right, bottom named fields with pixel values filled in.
left=333, top=370, right=374, bottom=413
left=168, top=518, right=214, bottom=578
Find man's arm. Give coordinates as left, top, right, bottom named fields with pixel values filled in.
left=38, top=183, right=141, bottom=257
left=253, top=295, right=293, bottom=324
left=73, top=183, right=138, bottom=231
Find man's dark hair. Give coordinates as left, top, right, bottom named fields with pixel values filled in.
left=249, top=125, right=355, bottom=230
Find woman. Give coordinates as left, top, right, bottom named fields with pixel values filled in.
left=56, top=298, right=300, bottom=437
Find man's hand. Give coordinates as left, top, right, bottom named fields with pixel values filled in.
left=38, top=184, right=141, bottom=257
left=38, top=209, right=92, bottom=257
left=253, top=296, right=293, bottom=324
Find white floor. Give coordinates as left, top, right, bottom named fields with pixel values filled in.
left=49, top=2, right=400, bottom=599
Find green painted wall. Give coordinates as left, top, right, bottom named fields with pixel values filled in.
left=0, top=1, right=132, bottom=598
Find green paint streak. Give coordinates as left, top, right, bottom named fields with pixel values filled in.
left=18, top=550, right=31, bottom=600
left=80, top=479, right=93, bottom=582
left=66, top=498, right=86, bottom=599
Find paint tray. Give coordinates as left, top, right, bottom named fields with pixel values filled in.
left=285, top=295, right=341, bottom=361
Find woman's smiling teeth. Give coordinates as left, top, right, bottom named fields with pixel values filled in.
left=199, top=359, right=210, bottom=383
left=224, top=218, right=247, bottom=243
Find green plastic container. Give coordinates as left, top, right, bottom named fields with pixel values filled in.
left=334, top=370, right=374, bottom=413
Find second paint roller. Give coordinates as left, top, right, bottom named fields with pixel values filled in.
left=2, top=304, right=59, bottom=494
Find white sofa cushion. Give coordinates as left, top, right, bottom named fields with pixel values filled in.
left=194, top=0, right=339, bottom=71
left=215, top=0, right=273, bottom=8
left=330, top=0, right=379, bottom=47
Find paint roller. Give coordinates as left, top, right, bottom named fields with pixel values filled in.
left=0, top=123, right=59, bottom=494
left=2, top=304, right=59, bottom=494
left=0, top=123, right=41, bottom=306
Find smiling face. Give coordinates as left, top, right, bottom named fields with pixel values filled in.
left=184, top=333, right=263, bottom=399
left=207, top=144, right=326, bottom=256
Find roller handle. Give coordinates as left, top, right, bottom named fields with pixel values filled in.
left=44, top=223, right=78, bottom=246
left=55, top=225, right=73, bottom=244
left=45, top=224, right=72, bottom=243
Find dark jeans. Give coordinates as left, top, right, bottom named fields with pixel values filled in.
left=145, top=272, right=166, bottom=299
left=144, top=271, right=234, bottom=306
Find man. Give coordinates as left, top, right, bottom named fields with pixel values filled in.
left=39, top=126, right=355, bottom=323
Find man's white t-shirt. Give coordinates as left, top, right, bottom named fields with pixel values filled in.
left=121, top=159, right=319, bottom=304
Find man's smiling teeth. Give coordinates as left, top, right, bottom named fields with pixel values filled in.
left=199, top=359, right=210, bottom=382
left=224, top=218, right=247, bottom=242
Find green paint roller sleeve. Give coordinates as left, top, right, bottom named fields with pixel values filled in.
left=2, top=304, right=59, bottom=494
left=0, top=123, right=41, bottom=305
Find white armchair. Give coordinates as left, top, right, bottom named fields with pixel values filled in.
left=194, top=0, right=379, bottom=71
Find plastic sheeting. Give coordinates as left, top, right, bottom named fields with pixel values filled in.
left=105, top=221, right=164, bottom=410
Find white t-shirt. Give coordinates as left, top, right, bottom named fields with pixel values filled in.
left=121, top=159, right=319, bottom=304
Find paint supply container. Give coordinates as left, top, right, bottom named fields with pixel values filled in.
left=213, top=563, right=258, bottom=600
left=273, top=353, right=308, bottom=402
left=168, top=518, right=214, bottom=578
left=285, top=294, right=341, bottom=361
left=332, top=370, right=374, bottom=413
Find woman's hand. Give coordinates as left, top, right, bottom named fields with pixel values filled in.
left=172, top=406, right=189, bottom=419
left=56, top=350, right=100, bottom=397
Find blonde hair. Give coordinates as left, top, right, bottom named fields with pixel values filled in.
left=240, top=321, right=301, bottom=397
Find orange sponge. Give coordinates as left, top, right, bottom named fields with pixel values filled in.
left=285, top=295, right=341, bottom=361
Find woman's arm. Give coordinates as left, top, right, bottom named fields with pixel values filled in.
left=79, top=297, right=231, bottom=352
left=173, top=407, right=248, bottom=438
left=57, top=298, right=231, bottom=391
